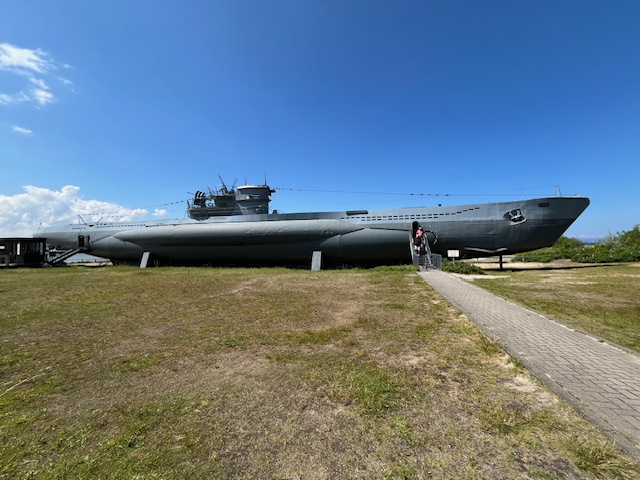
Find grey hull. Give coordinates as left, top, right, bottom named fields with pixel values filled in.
left=37, top=196, right=590, bottom=266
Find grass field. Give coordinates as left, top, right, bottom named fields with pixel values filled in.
left=472, top=264, right=640, bottom=354
left=1, top=266, right=639, bottom=479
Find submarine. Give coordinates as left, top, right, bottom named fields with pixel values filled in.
left=36, top=178, right=590, bottom=267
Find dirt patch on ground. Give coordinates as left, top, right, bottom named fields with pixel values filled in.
left=476, top=259, right=605, bottom=270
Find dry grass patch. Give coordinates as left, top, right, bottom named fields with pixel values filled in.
left=472, top=264, right=640, bottom=352
left=1, top=266, right=638, bottom=479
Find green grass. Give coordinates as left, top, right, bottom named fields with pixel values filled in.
left=473, top=264, right=640, bottom=353
left=0, top=266, right=638, bottom=479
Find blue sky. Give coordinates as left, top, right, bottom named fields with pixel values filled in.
left=1, top=1, right=639, bottom=239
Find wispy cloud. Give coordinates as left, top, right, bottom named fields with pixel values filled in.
left=0, top=91, right=30, bottom=105
left=32, top=88, right=54, bottom=106
left=12, top=125, right=33, bottom=135
left=0, top=186, right=166, bottom=237
left=30, top=78, right=48, bottom=89
left=0, top=43, right=54, bottom=75
left=0, top=42, right=72, bottom=108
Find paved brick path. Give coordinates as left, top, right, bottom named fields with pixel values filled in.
left=418, top=269, right=640, bottom=460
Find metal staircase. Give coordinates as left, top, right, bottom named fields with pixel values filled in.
left=411, top=233, right=440, bottom=271
left=47, top=248, right=81, bottom=265
left=418, top=237, right=434, bottom=270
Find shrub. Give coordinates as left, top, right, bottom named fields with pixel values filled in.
left=515, top=225, right=640, bottom=264
left=443, top=260, right=485, bottom=275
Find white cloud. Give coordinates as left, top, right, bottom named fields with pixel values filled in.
left=28, top=77, right=55, bottom=105
left=0, top=43, right=71, bottom=109
left=30, top=78, right=48, bottom=89
left=32, top=88, right=54, bottom=106
left=12, top=125, right=33, bottom=135
left=0, top=91, right=30, bottom=105
left=0, top=43, right=54, bottom=75
left=0, top=186, right=161, bottom=237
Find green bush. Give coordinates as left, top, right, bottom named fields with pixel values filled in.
left=515, top=225, right=640, bottom=264
left=570, top=245, right=640, bottom=263
left=443, top=260, right=486, bottom=275
left=513, top=248, right=559, bottom=263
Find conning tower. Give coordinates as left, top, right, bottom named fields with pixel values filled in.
left=236, top=185, right=274, bottom=215
left=187, top=177, right=275, bottom=220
